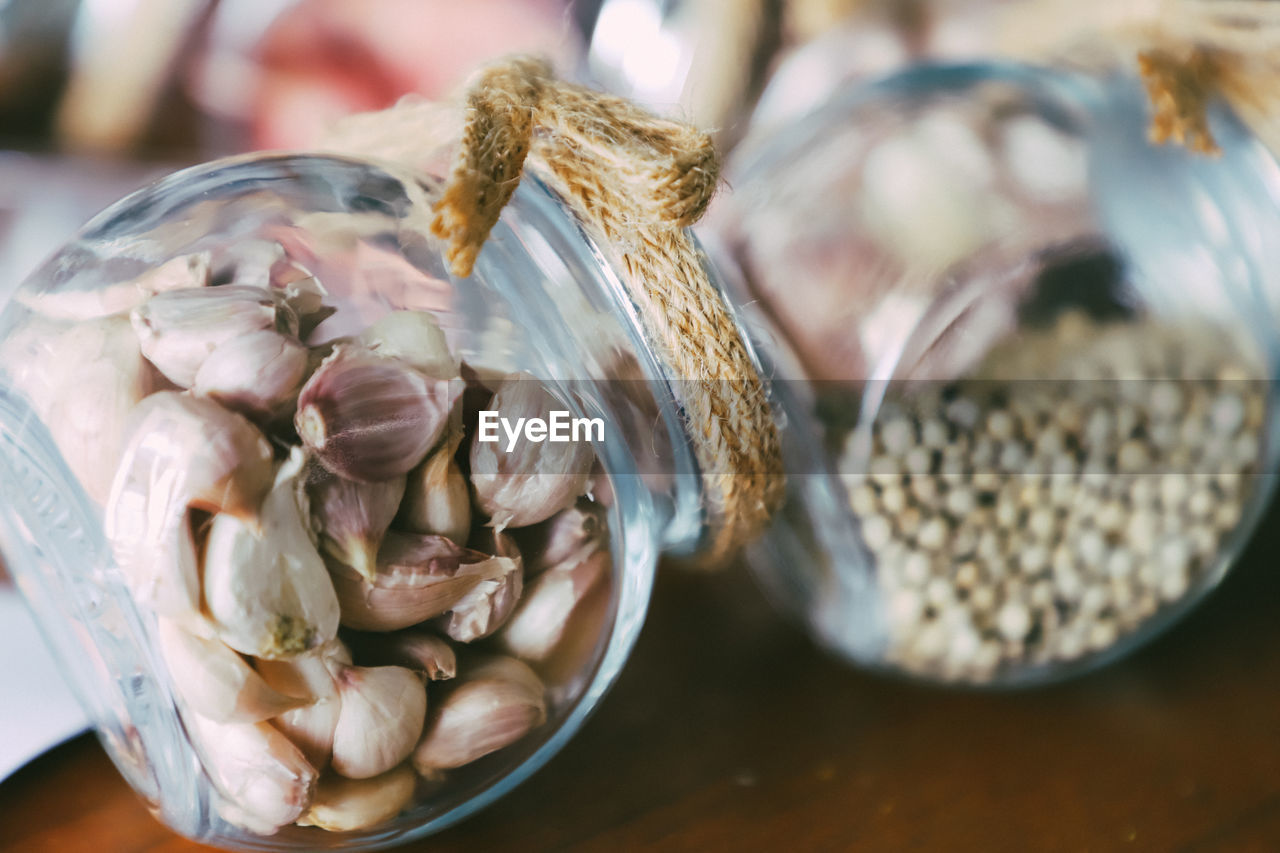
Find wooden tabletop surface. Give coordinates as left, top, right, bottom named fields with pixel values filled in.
left=4, top=501, right=1280, bottom=852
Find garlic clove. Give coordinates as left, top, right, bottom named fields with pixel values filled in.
left=131, top=284, right=296, bottom=386
left=436, top=531, right=524, bottom=644
left=105, top=393, right=273, bottom=624
left=296, top=345, right=459, bottom=482
left=328, top=662, right=427, bottom=780
left=204, top=449, right=341, bottom=658
left=412, top=656, right=546, bottom=775
left=272, top=263, right=336, bottom=338
left=157, top=618, right=307, bottom=723
left=469, top=376, right=593, bottom=529
left=306, top=464, right=406, bottom=583
left=397, top=433, right=471, bottom=545
left=326, top=532, right=510, bottom=632
left=255, top=641, right=348, bottom=768
left=33, top=316, right=161, bottom=504
left=187, top=713, right=317, bottom=835
left=346, top=629, right=457, bottom=681
left=517, top=499, right=608, bottom=576
left=496, top=548, right=610, bottom=664
left=358, top=310, right=459, bottom=379
left=193, top=330, right=310, bottom=423
left=297, top=764, right=416, bottom=831
left=15, top=252, right=210, bottom=321
left=106, top=391, right=275, bottom=522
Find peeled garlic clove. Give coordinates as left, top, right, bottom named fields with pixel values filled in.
left=497, top=549, right=609, bottom=664
left=296, top=346, right=459, bottom=482
left=347, top=629, right=457, bottom=681
left=106, top=391, right=275, bottom=521
left=187, top=714, right=317, bottom=835
left=256, top=642, right=348, bottom=768
left=193, top=330, right=310, bottom=422
left=297, top=764, right=416, bottom=831
left=437, top=531, right=524, bottom=644
left=16, top=252, right=210, bottom=321
left=359, top=310, right=459, bottom=379
left=131, top=284, right=295, bottom=386
left=412, top=656, right=546, bottom=775
left=397, top=433, right=471, bottom=545
left=470, top=376, right=593, bottom=529
left=306, top=465, right=406, bottom=583
left=328, top=663, right=427, bottom=780
left=157, top=618, right=307, bottom=723
left=326, top=532, right=508, bottom=632
left=520, top=499, right=608, bottom=576
left=204, top=449, right=341, bottom=658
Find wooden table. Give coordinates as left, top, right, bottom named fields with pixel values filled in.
left=5, top=501, right=1280, bottom=852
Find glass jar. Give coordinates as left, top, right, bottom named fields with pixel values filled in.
left=0, top=153, right=729, bottom=848
left=712, top=62, right=1280, bottom=686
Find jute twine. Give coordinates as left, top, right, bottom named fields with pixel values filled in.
left=993, top=0, right=1280, bottom=158
left=327, top=57, right=784, bottom=564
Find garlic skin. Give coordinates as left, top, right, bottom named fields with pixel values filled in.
left=469, top=377, right=593, bottom=529
left=204, top=449, right=341, bottom=659
left=437, top=531, right=524, bottom=644
left=106, top=391, right=275, bottom=520
left=255, top=642, right=349, bottom=768
left=520, top=499, right=608, bottom=576
left=347, top=630, right=457, bottom=681
left=328, top=663, right=427, bottom=780
left=187, top=713, right=317, bottom=835
left=131, top=284, right=296, bottom=386
left=412, top=656, right=546, bottom=775
left=15, top=316, right=161, bottom=504
left=359, top=310, right=459, bottom=379
left=326, top=532, right=513, bottom=632
left=157, top=618, right=307, bottom=724
left=397, top=435, right=471, bottom=545
left=297, top=764, right=416, bottom=832
left=296, top=346, right=459, bottom=482
left=105, top=393, right=273, bottom=625
left=15, top=251, right=210, bottom=321
left=497, top=549, right=610, bottom=664
left=193, top=330, right=310, bottom=423
left=306, top=466, right=406, bottom=583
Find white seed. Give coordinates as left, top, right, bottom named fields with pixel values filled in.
left=869, top=455, right=902, bottom=487
left=996, top=601, right=1032, bottom=642
left=1117, top=440, right=1150, bottom=473
left=1075, top=529, right=1106, bottom=569
left=1019, top=544, right=1049, bottom=575
left=945, top=486, right=975, bottom=519
left=902, top=550, right=931, bottom=585
left=1149, top=381, right=1183, bottom=418
left=1027, top=508, right=1056, bottom=541
left=920, top=419, right=948, bottom=449
left=850, top=484, right=878, bottom=516
left=904, top=446, right=933, bottom=476
left=917, top=517, right=949, bottom=551
left=986, top=410, right=1015, bottom=441
left=879, top=417, right=915, bottom=455
left=1105, top=548, right=1135, bottom=579
left=1210, top=392, right=1245, bottom=435
left=861, top=514, right=893, bottom=552
left=881, top=485, right=907, bottom=515
left=1186, top=488, right=1214, bottom=519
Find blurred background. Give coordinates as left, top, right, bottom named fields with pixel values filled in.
left=0, top=0, right=1000, bottom=301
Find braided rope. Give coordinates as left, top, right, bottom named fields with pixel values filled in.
left=430, top=57, right=784, bottom=563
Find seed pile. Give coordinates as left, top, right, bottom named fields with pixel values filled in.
left=5, top=249, right=612, bottom=835
left=840, top=314, right=1266, bottom=683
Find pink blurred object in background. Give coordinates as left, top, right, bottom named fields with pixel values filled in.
left=189, top=0, right=581, bottom=152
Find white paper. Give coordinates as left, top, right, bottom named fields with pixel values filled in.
left=0, top=589, right=91, bottom=781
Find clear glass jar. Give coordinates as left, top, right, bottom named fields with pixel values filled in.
left=712, top=62, right=1280, bottom=686
left=0, top=153, right=726, bottom=848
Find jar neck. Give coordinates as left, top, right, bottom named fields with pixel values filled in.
left=496, top=174, right=713, bottom=557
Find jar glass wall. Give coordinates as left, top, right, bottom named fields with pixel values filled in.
left=715, top=63, right=1280, bottom=686
left=0, top=154, right=709, bottom=849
